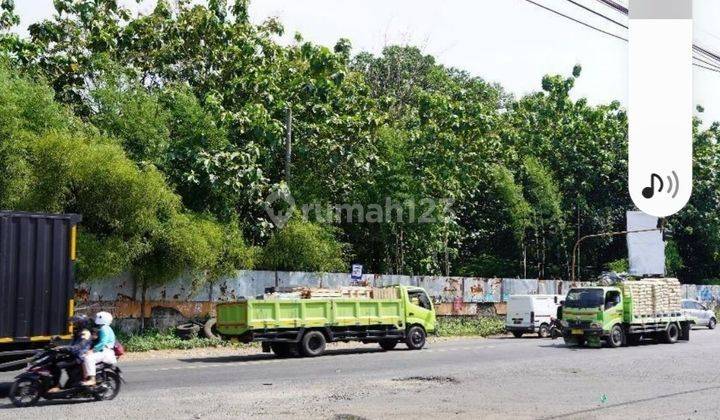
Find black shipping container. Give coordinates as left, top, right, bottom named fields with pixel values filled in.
left=0, top=211, right=81, bottom=343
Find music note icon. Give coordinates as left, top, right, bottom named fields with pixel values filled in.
left=641, top=171, right=679, bottom=199
left=642, top=173, right=663, bottom=199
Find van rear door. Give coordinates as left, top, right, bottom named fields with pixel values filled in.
left=506, top=296, right=533, bottom=329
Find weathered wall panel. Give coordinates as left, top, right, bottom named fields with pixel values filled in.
left=75, top=270, right=720, bottom=331
left=464, top=278, right=503, bottom=303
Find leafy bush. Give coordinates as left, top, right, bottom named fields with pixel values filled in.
left=436, top=316, right=506, bottom=337
left=259, top=219, right=347, bottom=272
left=116, top=330, right=257, bottom=353
left=605, top=258, right=629, bottom=273
left=0, top=64, right=254, bottom=285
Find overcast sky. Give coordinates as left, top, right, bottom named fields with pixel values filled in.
left=12, top=0, right=720, bottom=124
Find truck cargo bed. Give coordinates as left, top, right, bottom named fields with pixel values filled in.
left=217, top=298, right=404, bottom=337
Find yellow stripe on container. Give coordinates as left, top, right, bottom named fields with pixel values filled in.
left=69, top=225, right=77, bottom=261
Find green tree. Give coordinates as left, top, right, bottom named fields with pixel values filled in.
left=259, top=219, right=346, bottom=272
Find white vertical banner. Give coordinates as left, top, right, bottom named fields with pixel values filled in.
left=628, top=0, right=693, bottom=218
left=626, top=211, right=665, bottom=276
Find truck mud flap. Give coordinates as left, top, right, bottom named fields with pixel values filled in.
left=679, top=322, right=691, bottom=341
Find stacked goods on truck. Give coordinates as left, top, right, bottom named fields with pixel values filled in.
left=217, top=285, right=436, bottom=357
left=562, top=278, right=690, bottom=348
left=0, top=212, right=81, bottom=367
left=263, top=286, right=375, bottom=300
left=620, top=278, right=682, bottom=317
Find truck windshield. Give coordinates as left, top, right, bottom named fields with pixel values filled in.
left=564, top=289, right=604, bottom=308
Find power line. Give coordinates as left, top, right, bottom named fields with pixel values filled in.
left=565, top=0, right=627, bottom=28
left=595, top=0, right=627, bottom=15
left=526, top=0, right=720, bottom=74
left=694, top=45, right=720, bottom=65
left=694, top=63, right=720, bottom=74
left=693, top=57, right=720, bottom=73
left=594, top=0, right=720, bottom=72
left=693, top=53, right=720, bottom=72
left=523, top=0, right=627, bottom=42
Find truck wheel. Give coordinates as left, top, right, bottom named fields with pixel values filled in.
left=511, top=331, right=523, bottom=338
left=538, top=323, right=550, bottom=338
left=607, top=325, right=624, bottom=348
left=379, top=339, right=398, bottom=351
left=709, top=318, right=717, bottom=330
left=300, top=331, right=327, bottom=357
left=405, top=325, right=426, bottom=350
left=661, top=323, right=679, bottom=344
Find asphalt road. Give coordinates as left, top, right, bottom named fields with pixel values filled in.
left=1, top=328, right=719, bottom=419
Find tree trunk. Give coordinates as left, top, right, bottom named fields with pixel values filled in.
left=140, top=279, right=147, bottom=332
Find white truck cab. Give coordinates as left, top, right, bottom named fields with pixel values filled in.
left=505, top=294, right=563, bottom=338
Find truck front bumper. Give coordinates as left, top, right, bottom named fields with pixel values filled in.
left=566, top=327, right=604, bottom=337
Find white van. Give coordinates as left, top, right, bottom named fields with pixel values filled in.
left=505, top=294, right=563, bottom=338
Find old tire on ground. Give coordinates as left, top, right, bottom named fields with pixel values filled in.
left=203, top=318, right=222, bottom=340
left=379, top=339, right=398, bottom=351
left=175, top=322, right=201, bottom=339
left=607, top=324, right=624, bottom=348
left=405, top=325, right=426, bottom=350
left=709, top=318, right=717, bottom=330
left=538, top=323, right=550, bottom=338
left=661, top=323, right=679, bottom=344
left=300, top=331, right=327, bottom=357
left=511, top=331, right=523, bottom=338
left=9, top=378, right=41, bottom=408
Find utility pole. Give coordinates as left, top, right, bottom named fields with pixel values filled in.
left=571, top=227, right=664, bottom=282
left=285, top=106, right=292, bottom=182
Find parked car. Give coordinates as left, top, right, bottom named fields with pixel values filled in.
left=505, top=294, right=563, bottom=338
left=681, top=299, right=717, bottom=329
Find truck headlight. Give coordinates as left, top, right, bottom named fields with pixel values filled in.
left=591, top=322, right=602, bottom=329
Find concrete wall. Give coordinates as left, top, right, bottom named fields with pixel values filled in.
left=75, top=271, right=720, bottom=331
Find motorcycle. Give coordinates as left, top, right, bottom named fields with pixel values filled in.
left=549, top=317, right=565, bottom=339
left=8, top=346, right=122, bottom=407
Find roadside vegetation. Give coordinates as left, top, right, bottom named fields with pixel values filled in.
left=436, top=316, right=506, bottom=337
left=0, top=0, right=719, bottom=286
left=117, top=330, right=257, bottom=353
left=118, top=316, right=506, bottom=352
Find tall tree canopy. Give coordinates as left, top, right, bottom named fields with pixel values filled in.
left=1, top=0, right=719, bottom=284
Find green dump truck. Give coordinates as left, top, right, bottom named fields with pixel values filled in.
left=216, top=285, right=435, bottom=357
left=562, top=278, right=691, bottom=348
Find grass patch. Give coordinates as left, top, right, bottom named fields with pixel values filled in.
left=116, top=330, right=256, bottom=353
left=118, top=317, right=507, bottom=351
left=436, top=316, right=506, bottom=337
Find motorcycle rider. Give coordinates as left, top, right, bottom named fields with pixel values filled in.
left=550, top=300, right=565, bottom=339
left=81, top=311, right=117, bottom=386
left=47, top=314, right=94, bottom=393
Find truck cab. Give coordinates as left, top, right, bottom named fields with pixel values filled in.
left=562, top=287, right=624, bottom=347
left=404, top=287, right=436, bottom=335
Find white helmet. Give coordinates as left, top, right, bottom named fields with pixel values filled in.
left=94, top=311, right=113, bottom=326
